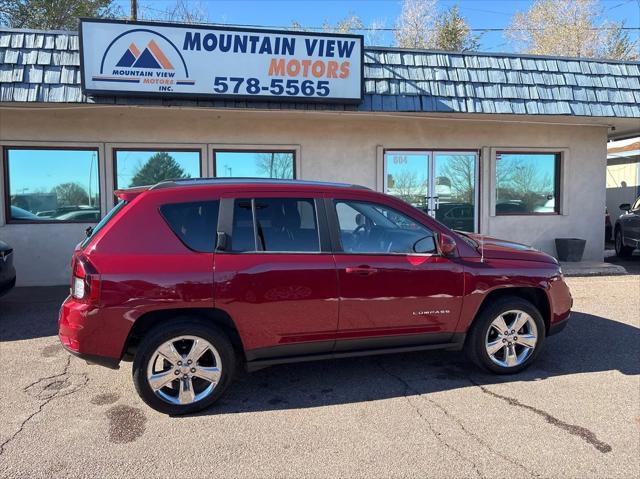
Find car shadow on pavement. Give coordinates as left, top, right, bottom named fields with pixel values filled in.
left=0, top=286, right=68, bottom=341
left=192, top=311, right=639, bottom=417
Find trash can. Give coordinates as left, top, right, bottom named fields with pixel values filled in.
left=555, top=238, right=586, bottom=262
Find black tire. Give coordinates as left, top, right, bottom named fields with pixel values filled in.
left=132, top=319, right=236, bottom=415
left=615, top=229, right=633, bottom=257
left=466, top=297, right=545, bottom=374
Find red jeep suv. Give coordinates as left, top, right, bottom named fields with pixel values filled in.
left=59, top=179, right=572, bottom=414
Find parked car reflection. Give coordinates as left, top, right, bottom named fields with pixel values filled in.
left=435, top=203, right=474, bottom=232
left=10, top=204, right=99, bottom=222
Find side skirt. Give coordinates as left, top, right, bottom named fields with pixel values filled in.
left=245, top=334, right=466, bottom=372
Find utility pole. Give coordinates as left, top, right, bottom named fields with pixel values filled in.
left=131, top=0, right=138, bottom=20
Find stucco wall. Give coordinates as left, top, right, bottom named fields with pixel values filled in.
left=0, top=106, right=608, bottom=285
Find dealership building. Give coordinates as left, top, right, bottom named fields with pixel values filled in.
left=1, top=20, right=639, bottom=286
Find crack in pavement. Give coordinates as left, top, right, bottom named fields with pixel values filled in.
left=469, top=378, right=613, bottom=454
left=0, top=356, right=89, bottom=456
left=377, top=362, right=484, bottom=478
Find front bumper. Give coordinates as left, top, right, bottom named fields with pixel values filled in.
left=548, top=314, right=570, bottom=336
left=0, top=275, right=16, bottom=297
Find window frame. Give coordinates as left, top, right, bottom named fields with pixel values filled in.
left=381, top=148, right=481, bottom=233
left=112, top=147, right=203, bottom=191
left=326, top=198, right=438, bottom=257
left=218, top=195, right=330, bottom=254
left=213, top=149, right=297, bottom=179
left=494, top=150, right=562, bottom=216
left=3, top=145, right=102, bottom=225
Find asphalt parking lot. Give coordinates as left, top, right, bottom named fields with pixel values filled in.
left=1, top=275, right=639, bottom=478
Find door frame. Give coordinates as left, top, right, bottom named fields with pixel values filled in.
left=383, top=149, right=480, bottom=233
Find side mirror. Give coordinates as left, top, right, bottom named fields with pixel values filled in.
left=437, top=233, right=457, bottom=257
left=413, top=236, right=436, bottom=254
left=619, top=203, right=631, bottom=212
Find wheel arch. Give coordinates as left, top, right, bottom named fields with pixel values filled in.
left=473, top=287, right=551, bottom=334
left=122, top=307, right=245, bottom=361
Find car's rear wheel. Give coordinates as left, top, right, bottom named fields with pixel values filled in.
left=132, top=319, right=236, bottom=415
left=615, top=228, right=633, bottom=257
left=466, top=297, right=545, bottom=374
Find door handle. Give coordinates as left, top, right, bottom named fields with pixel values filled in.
left=345, top=266, right=378, bottom=276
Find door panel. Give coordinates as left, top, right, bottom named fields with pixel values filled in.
left=214, top=254, right=339, bottom=358
left=214, top=194, right=339, bottom=360
left=330, top=198, right=465, bottom=351
left=333, top=254, right=465, bottom=351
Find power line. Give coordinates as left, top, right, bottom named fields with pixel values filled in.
left=125, top=13, right=640, bottom=33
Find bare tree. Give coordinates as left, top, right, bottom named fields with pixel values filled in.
left=506, top=0, right=638, bottom=60
left=365, top=18, right=387, bottom=46
left=394, top=0, right=437, bottom=49
left=139, top=0, right=208, bottom=24
left=439, top=155, right=475, bottom=203
left=387, top=170, right=428, bottom=206
left=255, top=153, right=294, bottom=179
left=324, top=13, right=364, bottom=34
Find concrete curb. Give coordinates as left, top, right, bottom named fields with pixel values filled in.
left=561, top=262, right=628, bottom=277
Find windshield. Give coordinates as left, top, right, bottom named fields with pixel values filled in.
left=80, top=200, right=127, bottom=249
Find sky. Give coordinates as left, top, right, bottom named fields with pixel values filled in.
left=116, top=0, right=640, bottom=53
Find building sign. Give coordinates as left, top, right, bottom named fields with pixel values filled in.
left=79, top=19, right=363, bottom=102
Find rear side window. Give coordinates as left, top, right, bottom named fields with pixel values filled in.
left=160, top=201, right=219, bottom=252
left=231, top=198, right=320, bottom=253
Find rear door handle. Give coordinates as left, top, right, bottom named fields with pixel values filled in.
left=345, top=266, right=378, bottom=276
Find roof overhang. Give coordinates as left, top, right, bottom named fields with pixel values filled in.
left=2, top=100, right=636, bottom=137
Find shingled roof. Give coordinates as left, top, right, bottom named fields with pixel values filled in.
left=1, top=27, right=639, bottom=117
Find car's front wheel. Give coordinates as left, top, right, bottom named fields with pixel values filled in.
left=615, top=228, right=633, bottom=257
left=132, top=319, right=236, bottom=415
left=466, top=297, right=545, bottom=374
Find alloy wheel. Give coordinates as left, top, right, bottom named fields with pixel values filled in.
left=146, top=335, right=222, bottom=405
left=485, top=310, right=538, bottom=368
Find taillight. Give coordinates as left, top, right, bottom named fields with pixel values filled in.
left=71, top=254, right=101, bottom=303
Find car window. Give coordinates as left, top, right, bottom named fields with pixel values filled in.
left=255, top=198, right=320, bottom=252
left=231, top=198, right=320, bottom=253
left=334, top=200, right=435, bottom=254
left=160, top=201, right=219, bottom=252
left=633, top=197, right=640, bottom=211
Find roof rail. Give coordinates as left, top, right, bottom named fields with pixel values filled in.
left=148, top=177, right=371, bottom=190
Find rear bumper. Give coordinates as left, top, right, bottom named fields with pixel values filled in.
left=58, top=295, right=123, bottom=368
left=62, top=346, right=120, bottom=369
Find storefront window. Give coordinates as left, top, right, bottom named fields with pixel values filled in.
left=495, top=152, right=560, bottom=215
left=114, top=150, right=201, bottom=189
left=5, top=148, right=100, bottom=222
left=214, top=151, right=295, bottom=179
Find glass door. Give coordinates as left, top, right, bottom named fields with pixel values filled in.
left=384, top=151, right=431, bottom=215
left=384, top=150, right=478, bottom=232
left=433, top=152, right=477, bottom=232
